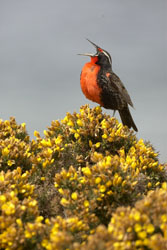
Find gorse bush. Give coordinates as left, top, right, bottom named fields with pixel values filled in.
left=81, top=186, right=167, bottom=250
left=0, top=105, right=167, bottom=250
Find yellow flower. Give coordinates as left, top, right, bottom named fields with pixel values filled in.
left=2, top=147, right=9, bottom=156
left=42, top=240, right=51, bottom=249
left=54, top=182, right=59, bottom=188
left=113, top=242, right=121, bottom=248
left=93, top=152, right=103, bottom=161
left=4, top=120, right=10, bottom=126
left=161, top=214, right=167, bottom=223
left=131, top=162, right=136, bottom=169
left=40, top=139, right=47, bottom=147
left=79, top=177, right=86, bottom=184
left=67, top=120, right=74, bottom=127
left=113, top=174, right=119, bottom=186
left=61, top=169, right=67, bottom=179
left=60, top=198, right=69, bottom=206
left=107, top=190, right=113, bottom=196
left=29, top=200, right=37, bottom=207
left=74, top=133, right=80, bottom=139
left=114, top=176, right=122, bottom=186
left=106, top=180, right=112, bottom=187
left=21, top=205, right=26, bottom=211
left=126, top=155, right=132, bottom=165
left=77, top=119, right=83, bottom=126
left=95, top=106, right=101, bottom=113
left=84, top=200, right=89, bottom=208
left=7, top=160, right=15, bottom=167
left=101, top=119, right=109, bottom=129
left=102, top=133, right=108, bottom=139
left=152, top=162, right=158, bottom=167
left=127, top=227, right=132, bottom=233
left=134, top=211, right=141, bottom=221
left=41, top=177, right=46, bottom=181
left=25, top=230, right=32, bottom=239
left=10, top=191, right=15, bottom=197
left=45, top=218, right=50, bottom=225
left=108, top=224, right=114, bottom=233
left=138, top=231, right=147, bottom=239
left=47, top=148, right=53, bottom=156
left=135, top=240, right=143, bottom=247
left=80, top=108, right=85, bottom=116
left=95, top=177, right=101, bottom=184
left=118, top=233, right=123, bottom=240
left=34, top=130, right=40, bottom=137
left=162, top=182, right=167, bottom=190
left=82, top=167, right=92, bottom=177
left=0, top=195, right=6, bottom=202
left=16, top=218, right=22, bottom=227
left=146, top=224, right=154, bottom=234
left=58, top=188, right=64, bottom=194
left=122, top=180, right=127, bottom=187
left=105, top=156, right=112, bottom=166
left=89, top=140, right=93, bottom=147
left=155, top=181, right=160, bottom=187
left=95, top=142, right=101, bottom=148
left=42, top=160, right=49, bottom=168
left=2, top=202, right=15, bottom=215
left=62, top=116, right=68, bottom=123
left=99, top=185, right=106, bottom=193
left=147, top=182, right=152, bottom=188
left=21, top=122, right=26, bottom=128
left=0, top=174, right=5, bottom=182
left=43, top=130, right=48, bottom=137
left=71, top=192, right=78, bottom=200
left=55, top=135, right=62, bottom=145
left=35, top=216, right=43, bottom=223
left=134, top=223, right=142, bottom=232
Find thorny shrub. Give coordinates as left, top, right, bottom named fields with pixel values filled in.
left=0, top=105, right=167, bottom=250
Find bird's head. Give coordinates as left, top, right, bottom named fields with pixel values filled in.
left=78, top=39, right=112, bottom=69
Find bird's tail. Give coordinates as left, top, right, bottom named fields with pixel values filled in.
left=119, top=106, right=138, bottom=132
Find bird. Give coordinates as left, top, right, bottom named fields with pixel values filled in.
left=79, top=39, right=138, bottom=132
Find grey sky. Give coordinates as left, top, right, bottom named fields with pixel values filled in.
left=0, top=0, right=166, bottom=162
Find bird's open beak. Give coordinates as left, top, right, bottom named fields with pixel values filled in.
left=78, top=39, right=102, bottom=57
left=77, top=53, right=95, bottom=57
left=86, top=38, right=100, bottom=50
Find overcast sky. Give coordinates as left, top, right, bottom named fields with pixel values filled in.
left=0, top=0, right=166, bottom=162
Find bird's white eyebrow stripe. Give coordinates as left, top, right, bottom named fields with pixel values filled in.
left=103, top=51, right=112, bottom=65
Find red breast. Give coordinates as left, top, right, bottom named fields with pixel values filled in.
left=80, top=57, right=102, bottom=105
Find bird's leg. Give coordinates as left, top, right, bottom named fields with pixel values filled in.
left=112, top=110, right=116, bottom=117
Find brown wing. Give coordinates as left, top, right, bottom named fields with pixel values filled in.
left=108, top=72, right=134, bottom=108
